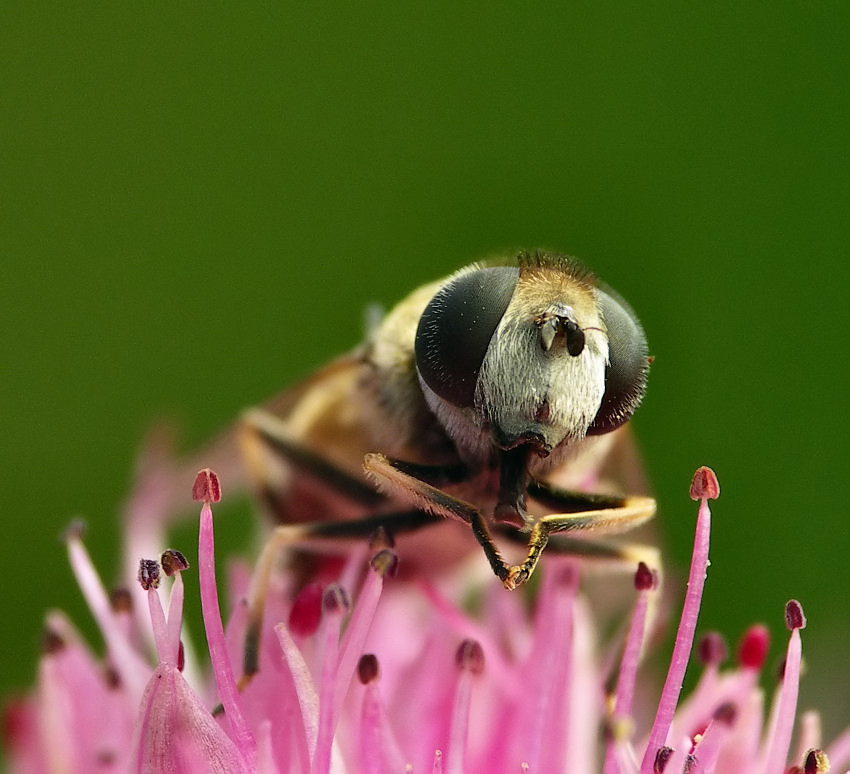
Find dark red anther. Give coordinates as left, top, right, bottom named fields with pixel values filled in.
left=455, top=639, right=485, bottom=675
left=358, top=653, right=380, bottom=684
left=634, top=561, right=658, bottom=591
left=785, top=599, right=806, bottom=631
left=689, top=466, right=720, bottom=500
left=697, top=632, right=728, bottom=667
left=192, top=468, right=221, bottom=504
left=654, top=746, right=674, bottom=773
left=712, top=701, right=737, bottom=725
left=104, top=666, right=121, bottom=690
left=138, top=558, right=161, bottom=590
left=160, top=549, right=190, bottom=576
left=804, top=748, right=830, bottom=773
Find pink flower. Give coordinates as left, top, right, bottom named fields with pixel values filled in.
left=4, top=466, right=849, bottom=773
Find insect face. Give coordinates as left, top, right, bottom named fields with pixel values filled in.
left=414, top=251, right=649, bottom=465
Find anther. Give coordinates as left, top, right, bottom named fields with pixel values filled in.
left=370, top=548, right=399, bottom=578
left=322, top=584, right=351, bottom=616
left=712, top=701, right=737, bottom=725
left=654, top=745, right=674, bottom=773
left=137, top=558, right=161, bottom=591
left=358, top=653, right=380, bottom=684
left=455, top=639, right=485, bottom=675
left=62, top=518, right=87, bottom=541
left=804, top=748, right=830, bottom=773
left=192, top=468, right=221, bottom=504
left=697, top=632, right=728, bottom=667
left=785, top=599, right=806, bottom=631
left=689, top=466, right=720, bottom=500
left=634, top=561, right=658, bottom=591
left=109, top=587, right=133, bottom=614
left=41, top=627, right=65, bottom=655
left=160, top=549, right=190, bottom=576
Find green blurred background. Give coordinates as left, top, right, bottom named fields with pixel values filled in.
left=3, top=1, right=849, bottom=742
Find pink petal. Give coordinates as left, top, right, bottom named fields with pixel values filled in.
left=129, top=664, right=250, bottom=774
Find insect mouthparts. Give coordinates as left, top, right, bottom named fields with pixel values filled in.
left=492, top=426, right=552, bottom=457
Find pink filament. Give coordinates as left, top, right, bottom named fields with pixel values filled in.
left=198, top=500, right=256, bottom=769
left=641, top=496, right=712, bottom=771
left=313, top=598, right=343, bottom=774
left=604, top=586, right=651, bottom=774
left=760, top=628, right=802, bottom=774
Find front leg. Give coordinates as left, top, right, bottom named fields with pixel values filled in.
left=503, top=479, right=657, bottom=587
left=363, top=453, right=516, bottom=585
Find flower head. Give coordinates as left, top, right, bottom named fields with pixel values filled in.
left=4, top=466, right=849, bottom=773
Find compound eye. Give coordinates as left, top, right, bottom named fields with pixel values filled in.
left=587, top=286, right=650, bottom=436
left=415, top=266, right=519, bottom=408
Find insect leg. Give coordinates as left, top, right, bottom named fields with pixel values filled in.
left=363, top=453, right=515, bottom=584
left=502, top=482, right=657, bottom=588
left=535, top=533, right=660, bottom=569
left=239, top=411, right=461, bottom=685
left=240, top=408, right=386, bottom=514
left=499, top=528, right=661, bottom=592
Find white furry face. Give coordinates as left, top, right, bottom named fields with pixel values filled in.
left=412, top=251, right=649, bottom=465
left=416, top=262, right=608, bottom=460
left=475, top=294, right=608, bottom=454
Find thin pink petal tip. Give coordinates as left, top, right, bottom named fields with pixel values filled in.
left=690, top=465, right=720, bottom=500
left=192, top=468, right=221, bottom=503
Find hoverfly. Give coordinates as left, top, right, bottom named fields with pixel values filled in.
left=179, top=249, right=657, bottom=684
left=230, top=249, right=654, bottom=597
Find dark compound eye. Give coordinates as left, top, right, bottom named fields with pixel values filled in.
left=587, top=285, right=650, bottom=436
left=415, top=266, right=519, bottom=408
